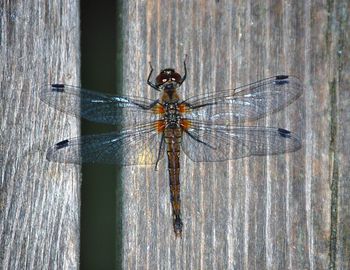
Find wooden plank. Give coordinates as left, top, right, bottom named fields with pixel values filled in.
left=122, top=0, right=349, bottom=269
left=0, top=0, right=80, bottom=269
left=330, top=1, right=350, bottom=270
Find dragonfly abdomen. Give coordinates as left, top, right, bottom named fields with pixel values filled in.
left=164, top=127, right=183, bottom=237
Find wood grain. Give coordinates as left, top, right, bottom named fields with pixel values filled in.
left=122, top=0, right=349, bottom=269
left=0, top=0, right=80, bottom=269
left=2, top=0, right=348, bottom=269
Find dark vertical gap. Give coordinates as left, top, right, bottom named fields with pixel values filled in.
left=81, top=1, right=123, bottom=269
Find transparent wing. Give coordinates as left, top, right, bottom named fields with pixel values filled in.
left=39, top=84, right=159, bottom=126
left=46, top=123, right=165, bottom=165
left=181, top=121, right=301, bottom=162
left=183, top=75, right=303, bottom=124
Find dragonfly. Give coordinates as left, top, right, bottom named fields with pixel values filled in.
left=40, top=57, right=303, bottom=237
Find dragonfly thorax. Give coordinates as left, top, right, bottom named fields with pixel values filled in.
left=163, top=102, right=182, bottom=128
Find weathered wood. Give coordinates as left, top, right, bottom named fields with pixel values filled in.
left=0, top=0, right=80, bottom=269
left=330, top=2, right=350, bottom=270
left=122, top=0, right=349, bottom=269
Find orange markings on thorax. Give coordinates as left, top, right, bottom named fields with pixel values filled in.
left=180, top=119, right=192, bottom=130
left=152, top=103, right=165, bottom=114
left=178, top=103, right=190, bottom=113
left=155, top=120, right=166, bottom=133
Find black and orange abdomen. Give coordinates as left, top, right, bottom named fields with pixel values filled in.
left=164, top=127, right=183, bottom=237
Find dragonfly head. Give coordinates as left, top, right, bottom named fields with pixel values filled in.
left=156, top=68, right=182, bottom=88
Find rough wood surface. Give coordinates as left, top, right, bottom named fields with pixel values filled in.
left=0, top=0, right=80, bottom=269
left=122, top=1, right=349, bottom=269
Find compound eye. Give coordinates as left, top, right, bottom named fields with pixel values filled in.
left=172, top=73, right=182, bottom=82
left=156, top=72, right=171, bottom=85
left=155, top=69, right=182, bottom=86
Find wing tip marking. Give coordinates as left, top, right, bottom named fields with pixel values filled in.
left=51, top=84, right=65, bottom=92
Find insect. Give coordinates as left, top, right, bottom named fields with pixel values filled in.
left=40, top=56, right=303, bottom=237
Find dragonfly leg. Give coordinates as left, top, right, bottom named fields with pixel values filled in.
left=184, top=129, right=216, bottom=149
left=147, top=61, right=160, bottom=91
left=154, top=134, right=165, bottom=171
left=179, top=54, right=188, bottom=86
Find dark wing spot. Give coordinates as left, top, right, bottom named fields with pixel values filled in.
left=55, top=139, right=69, bottom=149
left=275, top=75, right=289, bottom=80
left=51, top=84, right=65, bottom=92
left=274, top=77, right=289, bottom=85
left=278, top=128, right=291, bottom=138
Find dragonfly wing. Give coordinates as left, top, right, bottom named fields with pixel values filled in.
left=181, top=121, right=301, bottom=162
left=46, top=123, right=164, bottom=165
left=183, top=75, right=303, bottom=124
left=40, top=84, right=159, bottom=126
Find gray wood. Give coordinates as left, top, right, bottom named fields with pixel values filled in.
left=332, top=1, right=350, bottom=270
left=122, top=0, right=349, bottom=269
left=0, top=0, right=80, bottom=269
